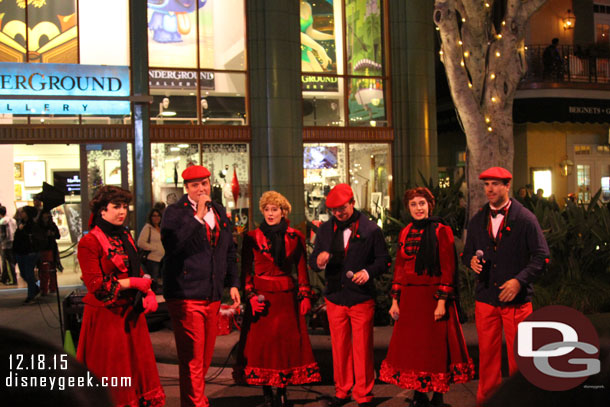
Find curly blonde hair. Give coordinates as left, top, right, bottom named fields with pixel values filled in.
left=259, top=191, right=292, bottom=216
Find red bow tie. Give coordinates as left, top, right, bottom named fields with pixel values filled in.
left=490, top=207, right=508, bottom=218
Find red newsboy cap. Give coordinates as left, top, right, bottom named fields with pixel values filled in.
left=479, top=166, right=512, bottom=181
left=326, top=183, right=354, bottom=208
left=182, top=165, right=211, bottom=182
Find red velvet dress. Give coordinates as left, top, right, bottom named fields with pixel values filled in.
left=76, top=227, right=165, bottom=407
left=380, top=223, right=475, bottom=393
left=233, top=227, right=321, bottom=387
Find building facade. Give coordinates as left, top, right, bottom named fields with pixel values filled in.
left=0, top=0, right=438, bottom=246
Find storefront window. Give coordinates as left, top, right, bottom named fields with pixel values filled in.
left=11, top=144, right=82, bottom=260
left=348, top=77, right=386, bottom=126
left=0, top=1, right=78, bottom=63
left=303, top=76, right=345, bottom=126
left=304, top=142, right=391, bottom=220
left=531, top=168, right=552, bottom=198
left=301, top=0, right=387, bottom=127
left=150, top=142, right=250, bottom=228
left=201, top=143, right=250, bottom=228
left=346, top=0, right=383, bottom=77
left=577, top=164, right=591, bottom=203
left=199, top=0, right=246, bottom=70
left=304, top=142, right=347, bottom=221
left=151, top=143, right=200, bottom=207
left=349, top=143, right=390, bottom=216
left=201, top=72, right=247, bottom=125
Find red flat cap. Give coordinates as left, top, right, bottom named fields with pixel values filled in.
left=182, top=165, right=211, bottom=182
left=479, top=166, right=512, bottom=181
left=326, top=183, right=354, bottom=208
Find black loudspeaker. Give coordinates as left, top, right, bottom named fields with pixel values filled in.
left=63, top=290, right=86, bottom=346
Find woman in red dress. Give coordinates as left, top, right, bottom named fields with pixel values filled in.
left=76, top=186, right=165, bottom=407
left=380, top=187, right=474, bottom=407
left=233, top=191, right=321, bottom=407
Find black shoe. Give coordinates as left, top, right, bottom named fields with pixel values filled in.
left=430, top=392, right=450, bottom=407
left=328, top=397, right=350, bottom=407
left=275, top=387, right=290, bottom=407
left=258, top=386, right=273, bottom=407
left=22, top=297, right=33, bottom=305
left=409, top=392, right=430, bottom=407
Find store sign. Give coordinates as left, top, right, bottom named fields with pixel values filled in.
left=0, top=62, right=130, bottom=115
left=302, top=75, right=339, bottom=92
left=515, top=98, right=610, bottom=123
left=149, top=69, right=215, bottom=90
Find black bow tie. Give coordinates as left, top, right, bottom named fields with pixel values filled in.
left=490, top=207, right=508, bottom=218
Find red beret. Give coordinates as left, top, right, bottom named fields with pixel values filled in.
left=326, top=183, right=354, bottom=208
left=479, top=167, right=512, bottom=181
left=182, top=165, right=211, bottom=182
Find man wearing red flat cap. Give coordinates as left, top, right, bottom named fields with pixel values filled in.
left=462, top=167, right=549, bottom=404
left=309, top=183, right=390, bottom=407
left=161, top=164, right=241, bottom=407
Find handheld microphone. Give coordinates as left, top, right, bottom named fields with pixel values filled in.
left=205, top=201, right=213, bottom=210
left=257, top=294, right=265, bottom=303
left=476, top=250, right=484, bottom=262
left=346, top=271, right=354, bottom=279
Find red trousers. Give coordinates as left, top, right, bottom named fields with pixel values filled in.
left=167, top=299, right=220, bottom=407
left=475, top=301, right=532, bottom=404
left=325, top=299, right=375, bottom=404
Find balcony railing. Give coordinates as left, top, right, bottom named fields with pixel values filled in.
left=521, top=44, right=610, bottom=85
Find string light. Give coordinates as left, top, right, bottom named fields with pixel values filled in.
left=436, top=26, right=440, bottom=31
left=439, top=50, right=444, bottom=55
left=491, top=96, right=497, bottom=102
left=495, top=51, right=501, bottom=57
left=490, top=73, right=496, bottom=79
left=464, top=51, right=469, bottom=58
left=485, top=3, right=490, bottom=7
left=485, top=116, right=491, bottom=123
left=458, top=40, right=463, bottom=45
left=502, top=21, right=506, bottom=26
left=468, top=83, right=473, bottom=88
left=497, top=34, right=502, bottom=39
left=462, top=18, right=466, bottom=22
left=487, top=126, right=493, bottom=132
left=460, top=60, right=465, bottom=67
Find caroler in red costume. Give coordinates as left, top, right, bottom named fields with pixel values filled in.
left=380, top=187, right=474, bottom=407
left=233, top=191, right=321, bottom=407
left=76, top=186, right=165, bottom=407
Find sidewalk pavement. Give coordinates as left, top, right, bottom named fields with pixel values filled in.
left=1, top=287, right=609, bottom=407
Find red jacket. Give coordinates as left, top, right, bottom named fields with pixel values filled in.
left=77, top=227, right=142, bottom=308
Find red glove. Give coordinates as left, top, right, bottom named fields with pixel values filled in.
left=249, top=295, right=265, bottom=315
left=129, top=277, right=152, bottom=293
left=300, top=297, right=311, bottom=316
left=142, top=291, right=158, bottom=314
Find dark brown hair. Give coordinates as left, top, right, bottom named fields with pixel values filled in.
left=147, top=208, right=163, bottom=225
left=89, top=186, right=132, bottom=218
left=404, top=187, right=435, bottom=214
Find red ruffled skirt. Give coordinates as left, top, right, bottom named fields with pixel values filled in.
left=380, top=284, right=475, bottom=393
left=76, top=304, right=165, bottom=407
left=233, top=278, right=321, bottom=387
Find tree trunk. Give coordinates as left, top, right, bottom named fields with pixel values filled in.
left=433, top=0, right=547, bottom=221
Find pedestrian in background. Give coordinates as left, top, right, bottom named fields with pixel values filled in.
left=0, top=205, right=17, bottom=285
left=137, top=208, right=165, bottom=291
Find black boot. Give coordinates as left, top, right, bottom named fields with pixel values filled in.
left=410, top=391, right=429, bottom=407
left=430, top=392, right=449, bottom=407
left=275, top=387, right=289, bottom=407
left=259, top=386, right=274, bottom=407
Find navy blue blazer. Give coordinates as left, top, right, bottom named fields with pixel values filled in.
left=309, top=212, right=391, bottom=306
left=462, top=198, right=549, bottom=306
left=161, top=194, right=239, bottom=301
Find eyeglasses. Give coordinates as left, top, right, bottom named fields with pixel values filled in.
left=330, top=204, right=350, bottom=214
